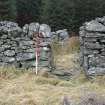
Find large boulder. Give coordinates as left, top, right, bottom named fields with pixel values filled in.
left=16, top=53, right=36, bottom=61
left=39, top=24, right=51, bottom=38
left=85, top=20, right=105, bottom=32
left=51, top=29, right=69, bottom=41
left=56, top=29, right=69, bottom=41
left=23, top=23, right=40, bottom=38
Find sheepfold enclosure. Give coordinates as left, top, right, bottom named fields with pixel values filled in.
left=0, top=21, right=53, bottom=69
left=80, top=16, right=105, bottom=75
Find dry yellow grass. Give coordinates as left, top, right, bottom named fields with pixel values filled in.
left=64, top=36, right=80, bottom=54
left=0, top=36, right=105, bottom=105
left=55, top=54, right=79, bottom=70
left=51, top=36, right=80, bottom=56
left=1, top=71, right=105, bottom=105
left=0, top=63, right=105, bottom=105
left=51, top=36, right=80, bottom=69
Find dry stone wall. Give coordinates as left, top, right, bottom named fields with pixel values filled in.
left=80, top=16, right=105, bottom=75
left=0, top=21, right=52, bottom=69
left=51, top=29, right=69, bottom=42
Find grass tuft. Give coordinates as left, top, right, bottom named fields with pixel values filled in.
left=34, top=77, right=61, bottom=86
left=0, top=66, right=25, bottom=79
left=51, top=36, right=80, bottom=56
left=58, top=81, right=75, bottom=87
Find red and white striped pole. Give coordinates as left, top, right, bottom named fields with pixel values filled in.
left=35, top=31, right=39, bottom=75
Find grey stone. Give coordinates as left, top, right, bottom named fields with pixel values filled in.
left=85, top=20, right=105, bottom=32
left=84, top=42, right=101, bottom=49
left=4, top=50, right=15, bottom=57
left=24, top=49, right=35, bottom=53
left=2, top=45, right=11, bottom=49
left=1, top=34, right=8, bottom=39
left=39, top=42, right=50, bottom=47
left=0, top=21, right=22, bottom=35
left=23, top=24, right=29, bottom=34
left=52, top=70, right=65, bottom=76
left=21, top=61, right=36, bottom=68
left=39, top=24, right=51, bottom=38
left=100, top=40, right=105, bottom=43
left=84, top=38, right=97, bottom=42
left=2, top=57, right=15, bottom=63
left=96, top=16, right=105, bottom=26
left=52, top=69, right=72, bottom=79
left=0, top=41, right=3, bottom=45
left=42, top=47, right=50, bottom=51
left=28, top=23, right=40, bottom=38
left=20, top=46, right=29, bottom=50
left=88, top=67, right=105, bottom=75
left=83, top=49, right=99, bottom=55
left=16, top=53, right=35, bottom=61
left=20, top=40, right=33, bottom=46
left=0, top=47, right=5, bottom=52
left=56, top=29, right=69, bottom=41
left=0, top=62, right=9, bottom=66
left=83, top=56, right=89, bottom=70
left=79, top=30, right=86, bottom=37
left=85, top=32, right=103, bottom=38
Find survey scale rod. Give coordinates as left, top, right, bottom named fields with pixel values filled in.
left=35, top=24, right=40, bottom=75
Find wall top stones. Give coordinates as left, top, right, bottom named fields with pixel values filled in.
left=0, top=21, right=22, bottom=33
left=80, top=17, right=105, bottom=32
left=51, top=29, right=69, bottom=42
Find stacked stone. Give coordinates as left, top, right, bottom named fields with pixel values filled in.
left=22, top=23, right=52, bottom=68
left=0, top=21, right=22, bottom=67
left=80, top=16, right=105, bottom=75
left=0, top=21, right=53, bottom=69
left=51, top=29, right=69, bottom=42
